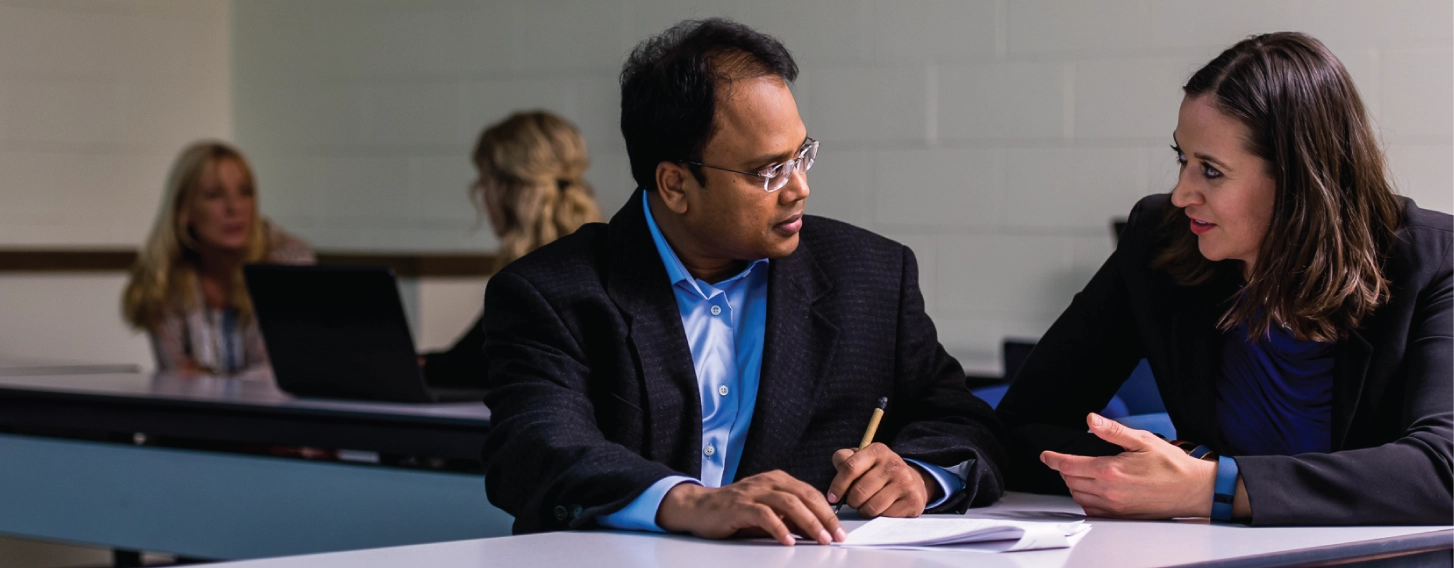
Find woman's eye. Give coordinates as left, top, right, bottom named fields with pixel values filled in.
left=1203, top=164, right=1222, bottom=179
left=1170, top=145, right=1186, bottom=165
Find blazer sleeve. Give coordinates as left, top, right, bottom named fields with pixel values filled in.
left=148, top=313, right=192, bottom=372
left=480, top=271, right=681, bottom=534
left=884, top=244, right=1008, bottom=513
left=1235, top=252, right=1453, bottom=526
left=994, top=200, right=1153, bottom=494
left=422, top=313, right=489, bottom=388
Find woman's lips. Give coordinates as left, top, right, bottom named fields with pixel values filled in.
left=774, top=214, right=803, bottom=235
left=1189, top=218, right=1215, bottom=235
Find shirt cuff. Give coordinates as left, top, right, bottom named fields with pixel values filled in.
left=905, top=458, right=966, bottom=510
left=596, top=476, right=698, bottom=532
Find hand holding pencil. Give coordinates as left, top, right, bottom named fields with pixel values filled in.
left=831, top=397, right=888, bottom=514
left=826, top=397, right=940, bottom=518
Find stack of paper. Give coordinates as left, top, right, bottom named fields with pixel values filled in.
left=839, top=517, right=1091, bottom=553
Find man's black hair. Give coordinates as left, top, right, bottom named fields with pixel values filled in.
left=619, top=18, right=798, bottom=191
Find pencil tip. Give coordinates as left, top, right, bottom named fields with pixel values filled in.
left=876, top=397, right=888, bottom=409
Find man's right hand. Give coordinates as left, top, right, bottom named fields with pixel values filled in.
left=655, top=470, right=846, bottom=546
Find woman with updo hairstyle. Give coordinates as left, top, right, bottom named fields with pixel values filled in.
left=421, top=110, right=603, bottom=387
left=475, top=111, right=602, bottom=265
left=123, top=141, right=315, bottom=376
left=996, top=32, right=1451, bottom=525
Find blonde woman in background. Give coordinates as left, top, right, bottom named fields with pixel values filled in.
left=123, top=141, right=314, bottom=377
left=421, top=111, right=602, bottom=387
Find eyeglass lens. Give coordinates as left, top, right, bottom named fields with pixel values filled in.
left=765, top=140, right=818, bottom=192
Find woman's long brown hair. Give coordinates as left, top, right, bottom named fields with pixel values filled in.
left=1154, top=32, right=1404, bottom=343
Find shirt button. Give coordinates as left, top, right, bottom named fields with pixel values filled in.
left=710, top=305, right=722, bottom=316
left=718, top=385, right=729, bottom=396
left=704, top=444, right=716, bottom=457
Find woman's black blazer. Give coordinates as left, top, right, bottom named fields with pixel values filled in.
left=998, top=193, right=1452, bottom=526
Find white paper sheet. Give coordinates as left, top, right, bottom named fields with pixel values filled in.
left=838, top=517, right=1091, bottom=553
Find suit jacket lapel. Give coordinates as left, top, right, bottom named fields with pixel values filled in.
left=605, top=190, right=702, bottom=474
left=1172, top=299, right=1221, bottom=446
left=1331, top=330, right=1373, bottom=450
left=1171, top=271, right=1237, bottom=449
left=734, top=239, right=839, bottom=480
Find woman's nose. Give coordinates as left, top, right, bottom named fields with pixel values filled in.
left=1170, top=174, right=1199, bottom=208
left=223, top=194, right=243, bottom=214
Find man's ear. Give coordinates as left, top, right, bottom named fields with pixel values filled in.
left=654, top=161, right=692, bottom=215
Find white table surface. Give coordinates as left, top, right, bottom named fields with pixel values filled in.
left=210, top=492, right=1452, bottom=568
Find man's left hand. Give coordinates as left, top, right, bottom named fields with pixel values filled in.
left=827, top=442, right=939, bottom=518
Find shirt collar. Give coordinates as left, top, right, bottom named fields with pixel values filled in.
left=641, top=190, right=767, bottom=296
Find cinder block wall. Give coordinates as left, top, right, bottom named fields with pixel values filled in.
left=0, top=0, right=232, bottom=245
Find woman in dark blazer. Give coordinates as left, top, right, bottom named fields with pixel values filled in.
left=997, top=32, right=1451, bottom=526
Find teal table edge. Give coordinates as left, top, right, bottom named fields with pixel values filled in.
left=0, top=433, right=514, bottom=560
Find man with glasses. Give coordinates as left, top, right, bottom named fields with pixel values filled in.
left=480, top=18, right=1006, bottom=544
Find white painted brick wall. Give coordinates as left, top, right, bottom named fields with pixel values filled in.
left=1074, top=57, right=1198, bottom=140
left=1004, top=147, right=1146, bottom=230
left=805, top=65, right=930, bottom=142
left=227, top=0, right=1452, bottom=371
left=871, top=0, right=997, bottom=62
left=1382, top=48, right=1454, bottom=142
left=0, top=0, right=231, bottom=247
left=875, top=148, right=1002, bottom=228
left=1006, top=0, right=1147, bottom=54
left=938, top=61, right=1066, bottom=140
left=0, top=273, right=152, bottom=368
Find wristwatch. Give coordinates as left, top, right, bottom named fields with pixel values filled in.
left=1159, top=437, right=1237, bottom=521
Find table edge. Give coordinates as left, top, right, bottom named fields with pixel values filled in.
left=1171, top=528, right=1453, bottom=568
left=0, top=384, right=490, bottom=428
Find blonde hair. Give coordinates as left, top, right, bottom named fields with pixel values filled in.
left=123, top=141, right=271, bottom=331
left=472, top=111, right=602, bottom=264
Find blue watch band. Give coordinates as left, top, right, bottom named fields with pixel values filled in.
left=1211, top=455, right=1238, bottom=522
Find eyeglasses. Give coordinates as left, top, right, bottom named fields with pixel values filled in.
left=685, top=137, right=818, bottom=193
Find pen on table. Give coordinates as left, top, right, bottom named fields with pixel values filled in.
left=833, top=396, right=888, bottom=514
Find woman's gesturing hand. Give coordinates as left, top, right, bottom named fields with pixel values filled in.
left=1041, top=413, right=1217, bottom=519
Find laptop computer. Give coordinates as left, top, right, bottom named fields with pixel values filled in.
left=244, top=264, right=486, bottom=403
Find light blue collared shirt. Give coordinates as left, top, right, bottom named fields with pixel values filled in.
left=597, top=192, right=963, bottom=532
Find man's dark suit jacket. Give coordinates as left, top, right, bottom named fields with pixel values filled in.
left=998, top=193, right=1452, bottom=526
left=481, top=189, right=1007, bottom=534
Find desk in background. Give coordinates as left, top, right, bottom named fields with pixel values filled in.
left=210, top=492, right=1452, bottom=568
left=0, top=371, right=511, bottom=560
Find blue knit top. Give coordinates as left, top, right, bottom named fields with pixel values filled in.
left=1215, top=323, right=1336, bottom=456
